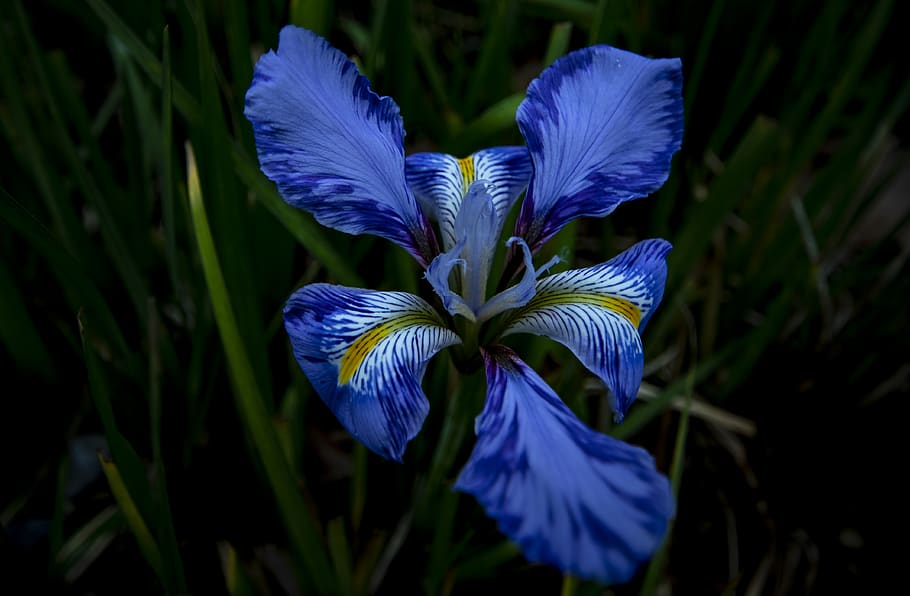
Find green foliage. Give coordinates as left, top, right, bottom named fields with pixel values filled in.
left=1, top=0, right=905, bottom=594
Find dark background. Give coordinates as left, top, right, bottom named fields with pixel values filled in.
left=1, top=0, right=907, bottom=594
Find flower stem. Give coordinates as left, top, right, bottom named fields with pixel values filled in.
left=452, top=316, right=483, bottom=373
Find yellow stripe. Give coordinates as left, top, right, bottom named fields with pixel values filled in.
left=338, top=313, right=439, bottom=385
left=526, top=291, right=642, bottom=328
left=457, top=156, right=475, bottom=188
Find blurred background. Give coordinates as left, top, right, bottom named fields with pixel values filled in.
left=1, top=0, right=907, bottom=594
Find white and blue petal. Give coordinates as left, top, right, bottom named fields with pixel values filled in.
left=504, top=239, right=670, bottom=419
left=284, top=284, right=460, bottom=461
left=515, top=46, right=683, bottom=251
left=455, top=346, right=674, bottom=584
left=406, top=147, right=531, bottom=250
left=245, top=26, right=438, bottom=265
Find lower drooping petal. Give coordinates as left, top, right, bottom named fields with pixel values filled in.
left=504, top=239, right=670, bottom=419
left=406, top=147, right=531, bottom=251
left=514, top=45, right=683, bottom=251
left=245, top=26, right=437, bottom=265
left=455, top=346, right=674, bottom=584
left=284, top=284, right=460, bottom=461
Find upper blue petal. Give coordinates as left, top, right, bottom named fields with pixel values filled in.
left=245, top=26, right=438, bottom=265
left=455, top=346, right=674, bottom=584
left=514, top=45, right=683, bottom=251
left=284, top=284, right=460, bottom=461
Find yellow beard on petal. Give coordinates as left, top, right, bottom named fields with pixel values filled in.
left=458, top=155, right=475, bottom=189
left=525, top=291, right=642, bottom=329
left=338, top=313, right=439, bottom=385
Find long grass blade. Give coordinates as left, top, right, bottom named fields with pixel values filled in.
left=185, top=143, right=335, bottom=594
left=97, top=453, right=164, bottom=580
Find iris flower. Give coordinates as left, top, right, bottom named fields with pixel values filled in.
left=245, top=26, right=683, bottom=584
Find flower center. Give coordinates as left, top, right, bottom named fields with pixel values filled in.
left=425, top=181, right=561, bottom=328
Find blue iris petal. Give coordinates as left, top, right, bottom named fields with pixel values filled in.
left=473, top=147, right=533, bottom=223
left=453, top=181, right=502, bottom=312
left=424, top=240, right=475, bottom=321
left=245, top=26, right=438, bottom=265
left=284, top=284, right=460, bottom=461
left=515, top=45, right=683, bottom=251
left=406, top=147, right=531, bottom=251
left=455, top=346, right=674, bottom=584
left=505, top=239, right=671, bottom=420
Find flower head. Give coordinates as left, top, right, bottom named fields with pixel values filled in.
left=245, top=25, right=683, bottom=584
